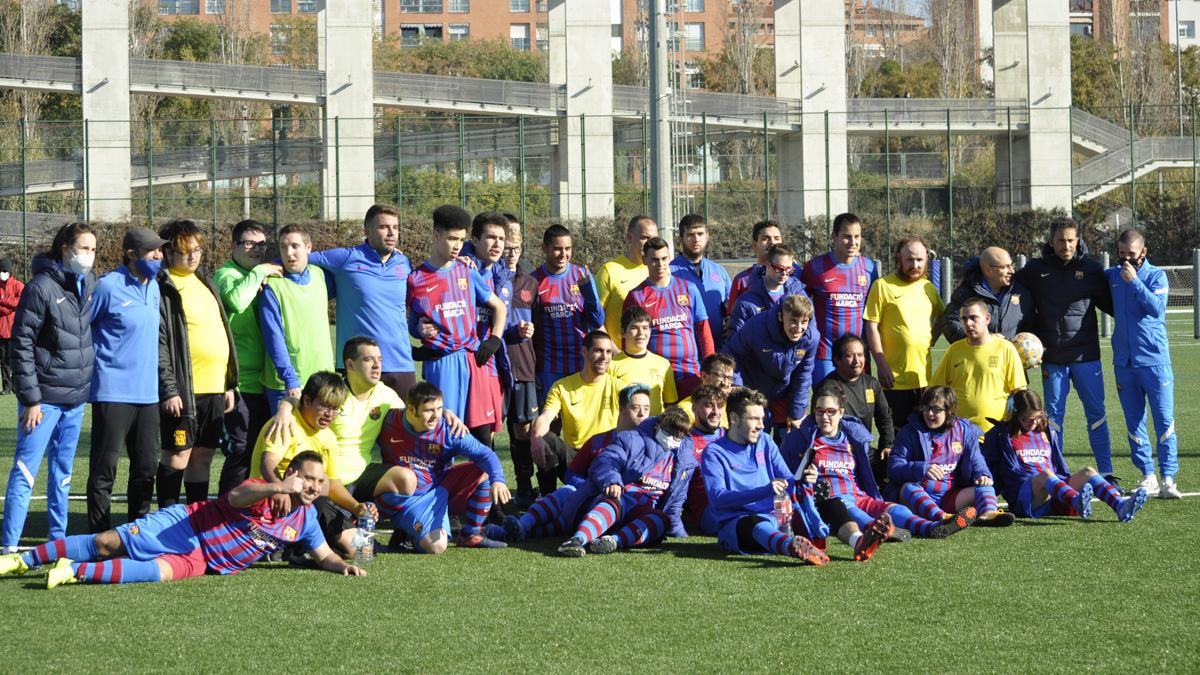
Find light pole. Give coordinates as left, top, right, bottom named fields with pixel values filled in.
left=1177, top=0, right=1185, bottom=136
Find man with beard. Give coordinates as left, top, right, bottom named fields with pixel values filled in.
left=864, top=237, right=945, bottom=430
left=671, top=214, right=732, bottom=348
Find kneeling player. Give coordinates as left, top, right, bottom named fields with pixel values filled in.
left=370, top=383, right=511, bottom=554
left=0, top=452, right=365, bottom=587
left=983, top=389, right=1147, bottom=521
left=889, top=386, right=1014, bottom=527
left=700, top=388, right=830, bottom=565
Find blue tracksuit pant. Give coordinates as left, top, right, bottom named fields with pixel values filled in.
left=1042, top=360, right=1112, bottom=474
left=1115, top=364, right=1177, bottom=479
left=2, top=402, right=85, bottom=548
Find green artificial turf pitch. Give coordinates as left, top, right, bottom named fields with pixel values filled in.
left=1, top=328, right=1199, bottom=671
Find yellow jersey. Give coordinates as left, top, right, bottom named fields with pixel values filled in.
left=931, top=337, right=1027, bottom=431
left=330, top=381, right=405, bottom=484
left=170, top=269, right=229, bottom=394
left=595, top=254, right=647, bottom=349
left=863, top=273, right=944, bottom=390
left=542, top=371, right=623, bottom=448
left=609, top=350, right=678, bottom=414
left=250, top=409, right=341, bottom=482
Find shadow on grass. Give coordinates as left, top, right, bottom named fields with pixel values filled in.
left=659, top=539, right=824, bottom=568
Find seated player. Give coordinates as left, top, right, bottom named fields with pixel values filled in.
left=816, top=333, right=894, bottom=491
left=372, top=382, right=512, bottom=554
left=609, top=306, right=678, bottom=413
left=725, top=243, right=807, bottom=340
left=889, top=386, right=1015, bottom=527
left=250, top=372, right=375, bottom=555
left=505, top=410, right=695, bottom=555
left=677, top=353, right=735, bottom=428
left=982, top=389, right=1147, bottom=522
left=0, top=452, right=365, bottom=587
left=781, top=383, right=969, bottom=556
left=699, top=388, right=830, bottom=565
left=529, top=330, right=623, bottom=491
left=724, top=293, right=819, bottom=433
left=680, top=384, right=727, bottom=531
left=563, top=383, right=652, bottom=487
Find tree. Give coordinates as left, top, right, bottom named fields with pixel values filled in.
left=612, top=49, right=644, bottom=87
left=374, top=38, right=546, bottom=82
left=919, top=0, right=982, bottom=98
left=0, top=0, right=65, bottom=124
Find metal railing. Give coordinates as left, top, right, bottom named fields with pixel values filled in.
left=130, top=59, right=326, bottom=99
left=612, top=85, right=797, bottom=124
left=0, top=53, right=81, bottom=88
left=1071, top=108, right=1135, bottom=151
left=847, top=98, right=1030, bottom=125
left=1072, top=136, right=1198, bottom=198
left=374, top=71, right=564, bottom=111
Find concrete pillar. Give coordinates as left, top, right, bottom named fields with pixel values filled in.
left=993, top=0, right=1072, bottom=210
left=774, top=0, right=848, bottom=226
left=82, top=0, right=131, bottom=222
left=318, top=0, right=376, bottom=221
left=548, top=0, right=614, bottom=222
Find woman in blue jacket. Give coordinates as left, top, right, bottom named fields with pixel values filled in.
left=1, top=223, right=98, bottom=552
left=981, top=389, right=1147, bottom=522
left=889, top=385, right=1015, bottom=527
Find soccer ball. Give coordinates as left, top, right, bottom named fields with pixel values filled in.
left=1011, top=332, right=1044, bottom=370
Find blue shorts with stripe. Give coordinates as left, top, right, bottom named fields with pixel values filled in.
left=116, top=504, right=202, bottom=561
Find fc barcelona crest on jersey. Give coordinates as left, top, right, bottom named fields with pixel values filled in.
left=988, top=356, right=999, bottom=368
left=283, top=526, right=297, bottom=540
left=1011, top=294, right=1021, bottom=305
left=857, top=274, right=868, bottom=287
left=951, top=441, right=962, bottom=453
left=520, top=288, right=533, bottom=303
left=427, top=443, right=443, bottom=456
left=457, top=277, right=468, bottom=290
left=369, top=406, right=381, bottom=421
left=795, top=348, right=806, bottom=360
left=569, top=284, right=581, bottom=296
left=677, top=294, right=690, bottom=306
left=1075, top=271, right=1084, bottom=280
left=865, top=389, right=875, bottom=403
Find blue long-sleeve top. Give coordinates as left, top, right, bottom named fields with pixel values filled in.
left=587, top=417, right=698, bottom=539
left=981, top=423, right=1071, bottom=506
left=1106, top=260, right=1171, bottom=368
left=887, top=414, right=990, bottom=499
left=90, top=265, right=160, bottom=404
left=723, top=301, right=819, bottom=421
left=700, top=432, right=792, bottom=527
left=307, top=242, right=413, bottom=374
left=257, top=267, right=332, bottom=390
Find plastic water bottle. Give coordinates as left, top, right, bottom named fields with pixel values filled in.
left=354, top=512, right=375, bottom=567
left=773, top=490, right=793, bottom=534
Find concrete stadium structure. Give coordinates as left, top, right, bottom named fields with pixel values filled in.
left=0, top=0, right=1182, bottom=226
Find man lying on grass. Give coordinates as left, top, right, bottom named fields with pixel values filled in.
left=0, top=451, right=366, bottom=588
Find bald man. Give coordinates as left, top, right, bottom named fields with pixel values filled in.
left=943, top=246, right=1033, bottom=342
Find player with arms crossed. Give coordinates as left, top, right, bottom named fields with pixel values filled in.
left=373, top=382, right=512, bottom=553
left=0, top=451, right=365, bottom=587
left=983, top=389, right=1147, bottom=522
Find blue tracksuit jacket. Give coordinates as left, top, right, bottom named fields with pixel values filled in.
left=887, top=414, right=990, bottom=500
left=1105, top=261, right=1171, bottom=368
left=723, top=301, right=819, bottom=421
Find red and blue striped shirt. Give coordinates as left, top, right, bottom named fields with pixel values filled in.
left=407, top=261, right=492, bottom=354
left=1011, top=430, right=1054, bottom=476
left=186, top=482, right=324, bottom=575
left=801, top=253, right=878, bottom=361
left=624, top=276, right=710, bottom=377
left=376, top=411, right=506, bottom=493
left=812, top=432, right=862, bottom=499
left=922, top=425, right=966, bottom=495
left=625, top=453, right=676, bottom=507
left=532, top=263, right=603, bottom=374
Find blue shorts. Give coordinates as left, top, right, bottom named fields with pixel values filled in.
left=116, top=504, right=201, bottom=561
left=392, top=487, right=452, bottom=544
left=423, top=350, right=471, bottom=419
left=1013, top=477, right=1053, bottom=519
left=507, top=380, right=540, bottom=424
left=715, top=513, right=773, bottom=555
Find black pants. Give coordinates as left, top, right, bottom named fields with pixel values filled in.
left=0, top=337, right=10, bottom=393
left=87, top=402, right=160, bottom=533
left=381, top=371, right=416, bottom=400
left=815, top=496, right=855, bottom=534
left=535, top=432, right=573, bottom=494
left=221, top=391, right=271, bottom=495
left=884, top=388, right=924, bottom=433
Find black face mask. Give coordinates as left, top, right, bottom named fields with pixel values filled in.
left=1121, top=255, right=1146, bottom=269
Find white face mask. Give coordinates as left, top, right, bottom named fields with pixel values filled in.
left=67, top=251, right=95, bottom=276
left=655, top=427, right=682, bottom=451
left=0, top=272, right=9, bottom=281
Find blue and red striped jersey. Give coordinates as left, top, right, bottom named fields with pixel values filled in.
left=624, top=276, right=709, bottom=377
left=811, top=432, right=862, bottom=499
left=567, top=427, right=618, bottom=477
left=531, top=263, right=603, bottom=374
left=686, top=427, right=724, bottom=508
left=801, top=253, right=878, bottom=361
left=376, top=410, right=506, bottom=493
left=1011, top=430, right=1054, bottom=476
left=407, top=261, right=492, bottom=353
left=186, top=481, right=324, bottom=575
left=625, top=452, right=676, bottom=507
left=922, top=425, right=966, bottom=495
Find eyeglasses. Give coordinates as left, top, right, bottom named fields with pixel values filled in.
left=237, top=241, right=269, bottom=251
left=814, top=407, right=841, bottom=417
left=921, top=405, right=947, bottom=415
left=986, top=263, right=1015, bottom=271
left=176, top=248, right=203, bottom=260
left=769, top=263, right=792, bottom=275
left=705, top=371, right=734, bottom=383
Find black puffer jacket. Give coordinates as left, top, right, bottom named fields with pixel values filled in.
left=157, top=270, right=239, bottom=417
left=943, top=256, right=1035, bottom=342
left=10, top=254, right=96, bottom=407
left=1013, top=240, right=1113, bottom=365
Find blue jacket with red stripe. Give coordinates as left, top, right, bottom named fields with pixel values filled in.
left=780, top=415, right=882, bottom=501
left=888, top=414, right=990, bottom=499
left=586, top=417, right=698, bottom=539
left=723, top=301, right=819, bottom=421
left=981, top=424, right=1071, bottom=506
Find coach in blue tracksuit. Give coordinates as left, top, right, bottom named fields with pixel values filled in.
left=1013, top=218, right=1115, bottom=478
left=723, top=293, right=818, bottom=432
left=1106, top=229, right=1179, bottom=499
